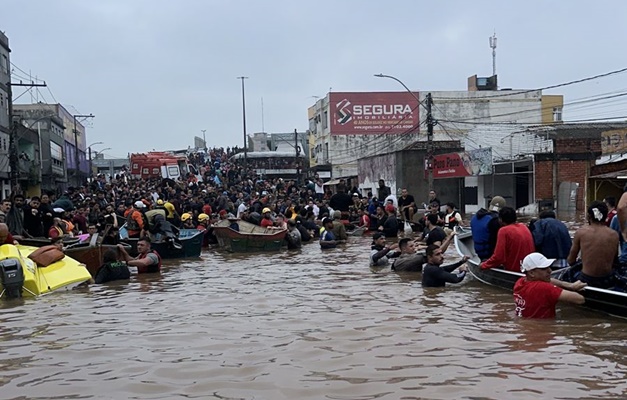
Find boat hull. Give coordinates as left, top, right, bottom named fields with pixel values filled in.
left=0, top=244, right=91, bottom=298
left=213, top=220, right=286, bottom=252
left=119, top=227, right=204, bottom=259
left=454, top=227, right=627, bottom=319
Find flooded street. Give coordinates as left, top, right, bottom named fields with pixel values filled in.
left=1, top=236, right=626, bottom=400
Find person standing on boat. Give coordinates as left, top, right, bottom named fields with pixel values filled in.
left=470, top=196, right=505, bottom=260
left=125, top=201, right=146, bottom=239
left=117, top=238, right=161, bottom=274
left=0, top=199, right=11, bottom=223
left=529, top=210, right=572, bottom=268
left=370, top=232, right=400, bottom=267
left=481, top=206, right=535, bottom=272
left=566, top=201, right=619, bottom=288
left=0, top=223, right=19, bottom=245
left=422, top=244, right=469, bottom=287
left=261, top=207, right=275, bottom=228
left=514, top=253, right=586, bottom=318
left=6, top=194, right=26, bottom=237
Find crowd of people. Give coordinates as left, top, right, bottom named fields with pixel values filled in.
left=2, top=145, right=627, bottom=320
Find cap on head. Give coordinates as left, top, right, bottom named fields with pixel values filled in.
left=262, top=207, right=271, bottom=214
left=489, top=196, right=506, bottom=211
left=322, top=217, right=333, bottom=225
left=385, top=204, right=395, bottom=213
left=521, top=252, right=555, bottom=272
left=134, top=200, right=146, bottom=209
left=156, top=199, right=164, bottom=205
left=352, top=193, right=359, bottom=197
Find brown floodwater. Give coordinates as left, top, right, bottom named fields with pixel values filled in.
left=0, top=236, right=626, bottom=400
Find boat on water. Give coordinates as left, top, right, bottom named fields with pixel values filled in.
left=454, top=226, right=627, bottom=319
left=20, top=236, right=131, bottom=277
left=212, top=219, right=287, bottom=252
left=0, top=244, right=91, bottom=299
left=119, top=226, right=204, bottom=258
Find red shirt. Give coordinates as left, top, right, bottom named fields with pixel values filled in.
left=260, top=218, right=274, bottom=228
left=513, top=277, right=563, bottom=318
left=607, top=209, right=617, bottom=226
left=481, top=223, right=535, bottom=272
left=0, top=232, right=14, bottom=245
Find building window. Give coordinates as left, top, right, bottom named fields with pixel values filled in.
left=322, top=111, right=328, bottom=129
left=50, top=142, right=63, bottom=161
left=553, top=107, right=563, bottom=122
left=1, top=55, right=7, bottom=74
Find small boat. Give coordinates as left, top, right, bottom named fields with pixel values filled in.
left=454, top=227, right=627, bottom=319
left=119, top=226, right=204, bottom=259
left=0, top=244, right=91, bottom=299
left=212, top=219, right=287, bottom=252
left=18, top=236, right=131, bottom=277
left=347, top=226, right=367, bottom=236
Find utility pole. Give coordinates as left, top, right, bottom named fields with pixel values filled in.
left=294, top=128, right=301, bottom=185
left=7, top=80, right=47, bottom=192
left=426, top=93, right=435, bottom=191
left=72, top=113, right=95, bottom=187
left=237, top=76, right=249, bottom=176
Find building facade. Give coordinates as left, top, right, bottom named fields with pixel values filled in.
left=308, top=77, right=564, bottom=211
left=0, top=31, right=10, bottom=199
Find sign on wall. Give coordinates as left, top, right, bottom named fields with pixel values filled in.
left=433, top=148, right=493, bottom=179
left=329, top=92, right=420, bottom=135
left=601, top=128, right=627, bottom=155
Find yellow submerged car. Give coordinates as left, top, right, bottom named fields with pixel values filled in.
left=0, top=244, right=92, bottom=299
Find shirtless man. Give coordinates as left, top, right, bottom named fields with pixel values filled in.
left=567, top=201, right=619, bottom=288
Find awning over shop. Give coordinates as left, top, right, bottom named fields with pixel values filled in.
left=589, top=169, right=627, bottom=179
left=323, top=178, right=341, bottom=186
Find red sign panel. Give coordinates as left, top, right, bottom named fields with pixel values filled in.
left=432, top=148, right=493, bottom=179
left=329, top=92, right=420, bottom=135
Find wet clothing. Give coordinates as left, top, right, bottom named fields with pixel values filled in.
left=331, top=221, right=348, bottom=241
left=370, top=244, right=400, bottom=267
left=470, top=208, right=500, bottom=260
left=392, top=253, right=425, bottom=272
left=481, top=223, right=535, bottom=272
left=513, top=277, right=563, bottom=318
left=531, top=217, right=572, bottom=260
left=320, top=229, right=337, bottom=249
left=422, top=260, right=467, bottom=287
left=286, top=228, right=302, bottom=249
left=424, top=226, right=447, bottom=246
left=94, top=261, right=131, bottom=284
left=610, top=215, right=627, bottom=265
left=329, top=192, right=353, bottom=212
left=137, top=250, right=161, bottom=273
left=381, top=216, right=399, bottom=238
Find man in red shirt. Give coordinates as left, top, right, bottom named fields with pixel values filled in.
left=481, top=206, right=535, bottom=272
left=0, top=223, right=18, bottom=245
left=514, top=253, right=586, bottom=318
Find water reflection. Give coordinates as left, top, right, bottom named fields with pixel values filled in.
left=0, top=236, right=624, bottom=399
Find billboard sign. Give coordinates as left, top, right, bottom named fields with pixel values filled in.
left=601, top=128, right=627, bottom=155
left=329, top=92, right=420, bottom=134
left=433, top=148, right=493, bottom=179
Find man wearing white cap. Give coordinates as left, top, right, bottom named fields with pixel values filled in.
left=514, top=253, right=586, bottom=318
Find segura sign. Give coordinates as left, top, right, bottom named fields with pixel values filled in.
left=329, top=92, right=420, bottom=134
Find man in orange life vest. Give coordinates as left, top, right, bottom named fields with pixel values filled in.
left=116, top=237, right=161, bottom=273
left=124, top=201, right=146, bottom=238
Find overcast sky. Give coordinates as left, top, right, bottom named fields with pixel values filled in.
left=2, top=0, right=627, bottom=158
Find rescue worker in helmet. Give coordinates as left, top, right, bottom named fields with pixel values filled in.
left=145, top=203, right=182, bottom=249
left=181, top=212, right=195, bottom=229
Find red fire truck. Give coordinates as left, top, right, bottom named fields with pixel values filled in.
left=129, top=152, right=190, bottom=180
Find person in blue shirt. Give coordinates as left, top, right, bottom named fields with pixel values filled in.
left=530, top=210, right=572, bottom=268
left=320, top=218, right=339, bottom=249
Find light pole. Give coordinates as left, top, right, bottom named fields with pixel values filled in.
left=237, top=76, right=249, bottom=175
left=72, top=113, right=95, bottom=186
left=374, top=73, right=434, bottom=191
left=88, top=141, right=104, bottom=180
left=91, top=148, right=110, bottom=178
left=201, top=129, right=207, bottom=151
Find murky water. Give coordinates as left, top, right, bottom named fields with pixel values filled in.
left=1, top=236, right=626, bottom=399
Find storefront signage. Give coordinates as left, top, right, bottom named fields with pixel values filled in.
left=432, top=148, right=493, bottom=179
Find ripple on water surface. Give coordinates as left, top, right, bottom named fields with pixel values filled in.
left=0, top=236, right=626, bottom=399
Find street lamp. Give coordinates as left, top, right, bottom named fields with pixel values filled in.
left=72, top=113, right=95, bottom=186
left=237, top=76, right=249, bottom=175
left=91, top=148, right=110, bottom=178
left=373, top=73, right=434, bottom=191
left=88, top=141, right=104, bottom=181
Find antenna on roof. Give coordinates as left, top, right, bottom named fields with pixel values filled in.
left=489, top=31, right=497, bottom=78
